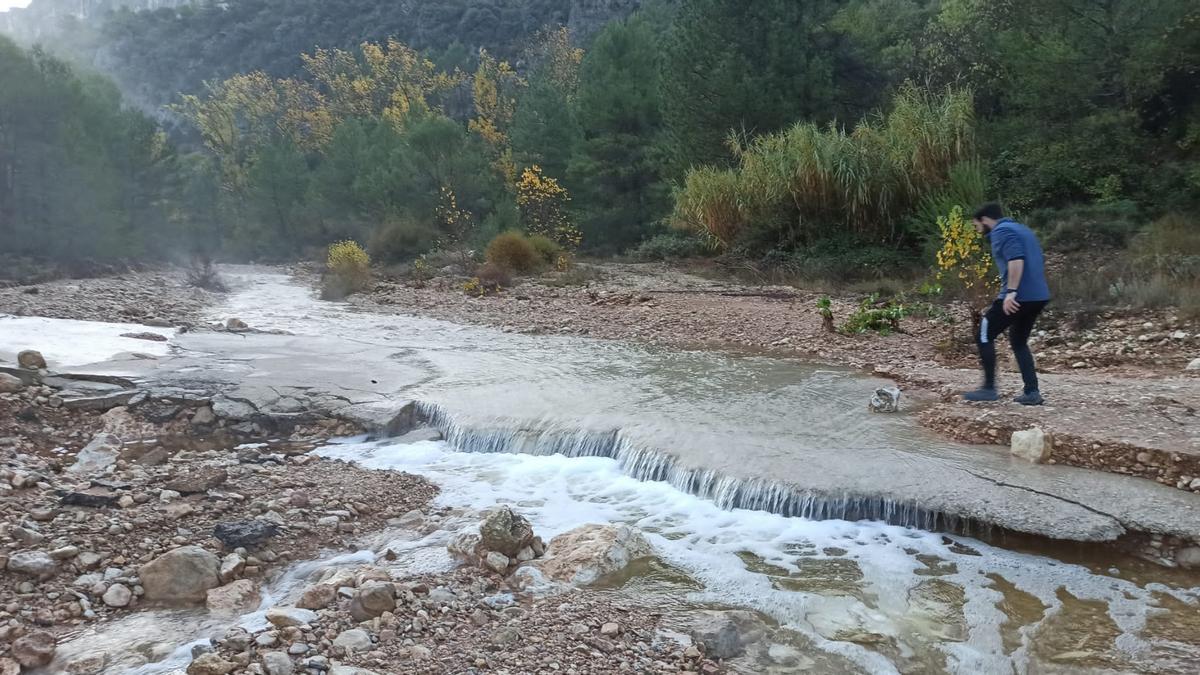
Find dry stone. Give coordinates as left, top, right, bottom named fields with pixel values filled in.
left=478, top=506, right=535, bottom=558
left=11, top=630, right=56, bottom=668
left=17, top=349, right=46, bottom=370
left=349, top=581, right=395, bottom=621
left=297, top=583, right=337, bottom=610
left=187, top=653, right=236, bottom=675
left=206, top=579, right=261, bottom=614
left=7, top=550, right=57, bottom=579
left=0, top=373, right=23, bottom=393
left=1011, top=427, right=1051, bottom=463
left=139, top=546, right=221, bottom=604
left=538, top=524, right=654, bottom=586
left=68, top=433, right=122, bottom=475
left=262, top=651, right=294, bottom=675
left=102, top=583, right=133, bottom=607
left=266, top=607, right=318, bottom=628
left=332, top=629, right=372, bottom=653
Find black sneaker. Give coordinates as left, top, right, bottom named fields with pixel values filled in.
left=1013, top=391, right=1044, bottom=406
left=963, top=387, right=1000, bottom=402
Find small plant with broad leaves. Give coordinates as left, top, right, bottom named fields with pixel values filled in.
left=842, top=294, right=907, bottom=335
left=410, top=256, right=429, bottom=288
left=816, top=296, right=835, bottom=333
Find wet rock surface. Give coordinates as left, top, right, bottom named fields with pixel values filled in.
left=347, top=262, right=1200, bottom=487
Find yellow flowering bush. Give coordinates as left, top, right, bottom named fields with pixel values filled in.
left=322, top=239, right=371, bottom=299
left=517, top=166, right=581, bottom=252
left=935, top=206, right=994, bottom=305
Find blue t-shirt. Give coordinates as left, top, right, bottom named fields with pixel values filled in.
left=987, top=218, right=1050, bottom=302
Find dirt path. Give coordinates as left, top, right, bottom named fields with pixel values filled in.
left=349, top=262, right=1200, bottom=494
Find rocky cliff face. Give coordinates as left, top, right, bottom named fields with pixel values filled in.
left=1, top=0, right=195, bottom=40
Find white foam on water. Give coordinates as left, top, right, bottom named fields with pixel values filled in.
left=317, top=437, right=1200, bottom=675
left=0, top=314, right=173, bottom=368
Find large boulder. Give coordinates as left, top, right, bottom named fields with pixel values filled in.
left=206, top=579, right=262, bottom=614
left=332, top=629, right=372, bottom=653
left=11, top=631, right=56, bottom=668
left=687, top=610, right=770, bottom=660
left=17, top=350, right=47, bottom=370
left=349, top=581, right=396, bottom=621
left=478, top=506, right=535, bottom=558
left=537, top=524, right=654, bottom=586
left=214, top=520, right=279, bottom=549
left=7, top=550, right=57, bottom=580
left=139, top=546, right=221, bottom=604
left=0, top=373, right=23, bottom=393
left=67, top=433, right=123, bottom=475
left=1010, top=427, right=1051, bottom=463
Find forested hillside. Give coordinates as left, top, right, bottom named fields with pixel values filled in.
left=1, top=0, right=1197, bottom=286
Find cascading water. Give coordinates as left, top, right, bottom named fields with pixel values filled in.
left=416, top=401, right=984, bottom=535
left=316, top=433, right=1200, bottom=674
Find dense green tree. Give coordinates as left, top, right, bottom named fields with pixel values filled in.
left=570, top=17, right=670, bottom=252
left=659, top=0, right=872, bottom=176
left=511, top=28, right=583, bottom=182
left=0, top=36, right=186, bottom=266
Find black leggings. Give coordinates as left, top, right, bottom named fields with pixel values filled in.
left=977, top=298, right=1047, bottom=393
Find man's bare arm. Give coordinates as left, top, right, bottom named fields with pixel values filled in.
left=1007, top=258, right=1024, bottom=292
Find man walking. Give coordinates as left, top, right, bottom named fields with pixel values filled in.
left=964, top=203, right=1051, bottom=405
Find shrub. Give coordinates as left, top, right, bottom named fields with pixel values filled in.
left=934, top=206, right=994, bottom=305
left=673, top=86, right=975, bottom=250
left=631, top=233, right=707, bottom=261
left=1029, top=201, right=1143, bottom=253
left=186, top=256, right=227, bottom=292
left=754, top=238, right=919, bottom=283
left=816, top=296, right=835, bottom=332
left=322, top=240, right=371, bottom=299
left=1131, top=213, right=1200, bottom=280
left=462, top=266, right=507, bottom=297
left=528, top=234, right=563, bottom=266
left=485, top=230, right=541, bottom=275
left=842, top=295, right=907, bottom=335
left=475, top=261, right=512, bottom=290
left=369, top=219, right=437, bottom=263
left=517, top=166, right=582, bottom=251
left=409, top=256, right=429, bottom=288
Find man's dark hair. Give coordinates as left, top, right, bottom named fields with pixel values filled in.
left=973, top=202, right=1004, bottom=221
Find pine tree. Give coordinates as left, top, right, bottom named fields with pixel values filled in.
left=659, top=0, right=858, bottom=176
left=569, top=16, right=670, bottom=253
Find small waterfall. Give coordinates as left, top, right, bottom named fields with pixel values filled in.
left=415, top=402, right=989, bottom=538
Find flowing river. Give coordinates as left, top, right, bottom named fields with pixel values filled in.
left=19, top=268, right=1200, bottom=674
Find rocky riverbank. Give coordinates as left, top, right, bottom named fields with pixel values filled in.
left=0, top=269, right=219, bottom=328
left=0, top=354, right=735, bottom=675
left=345, top=262, right=1200, bottom=493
